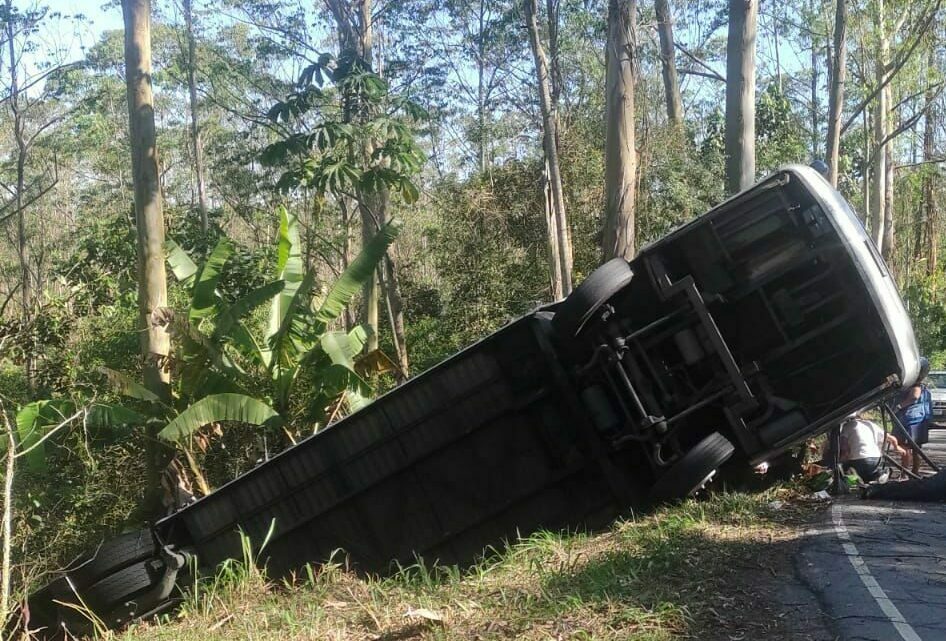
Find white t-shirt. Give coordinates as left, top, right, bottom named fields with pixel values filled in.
left=841, top=419, right=885, bottom=460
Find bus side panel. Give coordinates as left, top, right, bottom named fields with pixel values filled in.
left=163, top=315, right=610, bottom=576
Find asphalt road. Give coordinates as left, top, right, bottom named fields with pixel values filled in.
left=797, top=428, right=946, bottom=641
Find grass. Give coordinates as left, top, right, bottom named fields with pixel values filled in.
left=114, top=487, right=824, bottom=641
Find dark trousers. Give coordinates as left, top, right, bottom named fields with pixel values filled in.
left=845, top=457, right=882, bottom=482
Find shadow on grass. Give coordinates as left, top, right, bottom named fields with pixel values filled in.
left=535, top=501, right=829, bottom=640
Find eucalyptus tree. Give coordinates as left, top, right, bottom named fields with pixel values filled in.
left=655, top=0, right=683, bottom=127
left=122, top=0, right=171, bottom=508
left=525, top=0, right=572, bottom=297
left=603, top=0, right=637, bottom=260
left=724, top=0, right=758, bottom=194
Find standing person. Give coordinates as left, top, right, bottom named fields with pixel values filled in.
left=840, top=412, right=908, bottom=482
left=895, top=357, right=932, bottom=475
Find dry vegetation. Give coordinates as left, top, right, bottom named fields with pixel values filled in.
left=112, top=488, right=830, bottom=641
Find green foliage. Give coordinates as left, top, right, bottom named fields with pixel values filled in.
left=638, top=126, right=724, bottom=245
left=755, top=84, right=807, bottom=173
left=160, top=394, right=283, bottom=442
left=15, top=400, right=74, bottom=473
left=159, top=208, right=400, bottom=434
left=414, top=164, right=551, bottom=368
left=14, top=399, right=146, bottom=474
left=902, top=274, right=946, bottom=359
left=260, top=51, right=426, bottom=205
left=315, top=219, right=404, bottom=325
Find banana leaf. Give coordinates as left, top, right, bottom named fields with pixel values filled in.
left=266, top=208, right=305, bottom=358
left=190, top=238, right=234, bottom=322
left=15, top=400, right=75, bottom=473
left=166, top=239, right=199, bottom=283
left=315, top=219, right=402, bottom=326
left=268, top=270, right=317, bottom=372
left=159, top=394, right=282, bottom=442
left=99, top=367, right=162, bottom=404
left=212, top=280, right=285, bottom=343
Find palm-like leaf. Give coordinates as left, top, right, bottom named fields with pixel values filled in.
left=269, top=270, right=317, bottom=372
left=159, top=394, right=282, bottom=442
left=166, top=239, right=199, bottom=283
left=15, top=400, right=74, bottom=473
left=212, top=280, right=285, bottom=343
left=266, top=207, right=305, bottom=361
left=84, top=403, right=149, bottom=437
left=99, top=367, right=163, bottom=404
left=190, top=238, right=234, bottom=322
left=317, top=328, right=374, bottom=413
left=315, top=219, right=402, bottom=326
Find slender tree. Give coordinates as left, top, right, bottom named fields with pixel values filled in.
left=326, top=0, right=380, bottom=353
left=4, top=1, right=26, bottom=322
left=724, top=0, right=758, bottom=194
left=826, top=0, right=847, bottom=186
left=923, top=64, right=938, bottom=275
left=122, top=0, right=171, bottom=506
left=655, top=0, right=683, bottom=127
left=870, top=0, right=888, bottom=251
left=603, top=0, right=637, bottom=261
left=182, top=0, right=210, bottom=232
left=882, top=125, right=894, bottom=260
left=525, top=0, right=572, bottom=295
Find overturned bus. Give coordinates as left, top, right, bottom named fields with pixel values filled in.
left=25, top=165, right=920, bottom=637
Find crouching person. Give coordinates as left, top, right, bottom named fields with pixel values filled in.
left=840, top=413, right=907, bottom=482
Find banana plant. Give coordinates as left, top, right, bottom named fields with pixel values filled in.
left=20, top=208, right=399, bottom=489
left=157, top=206, right=402, bottom=441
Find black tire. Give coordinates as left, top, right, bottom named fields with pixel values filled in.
left=82, top=558, right=164, bottom=612
left=649, top=432, right=735, bottom=504
left=24, top=577, right=72, bottom=635
left=552, top=258, right=633, bottom=338
left=67, top=529, right=157, bottom=588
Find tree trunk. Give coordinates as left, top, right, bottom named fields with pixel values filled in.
left=477, top=1, right=487, bottom=174
left=810, top=26, right=820, bottom=160
left=603, top=0, right=637, bottom=261
left=655, top=0, right=683, bottom=127
left=183, top=0, right=209, bottom=233
left=725, top=0, right=758, bottom=194
left=327, top=0, right=381, bottom=353
left=359, top=204, right=380, bottom=354
left=869, top=3, right=888, bottom=251
left=334, top=0, right=407, bottom=368
left=826, top=0, right=847, bottom=186
left=525, top=0, right=573, bottom=293
left=358, top=0, right=381, bottom=353
left=924, top=83, right=938, bottom=276
left=544, top=161, right=564, bottom=299
left=546, top=0, right=563, bottom=106
left=382, top=251, right=409, bottom=380
left=862, top=108, right=870, bottom=221
left=882, top=130, right=894, bottom=263
left=0, top=410, right=14, bottom=632
left=5, top=3, right=31, bottom=392
left=122, top=0, right=171, bottom=509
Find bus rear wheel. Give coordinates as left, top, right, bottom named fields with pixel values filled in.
left=649, top=432, right=735, bottom=504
